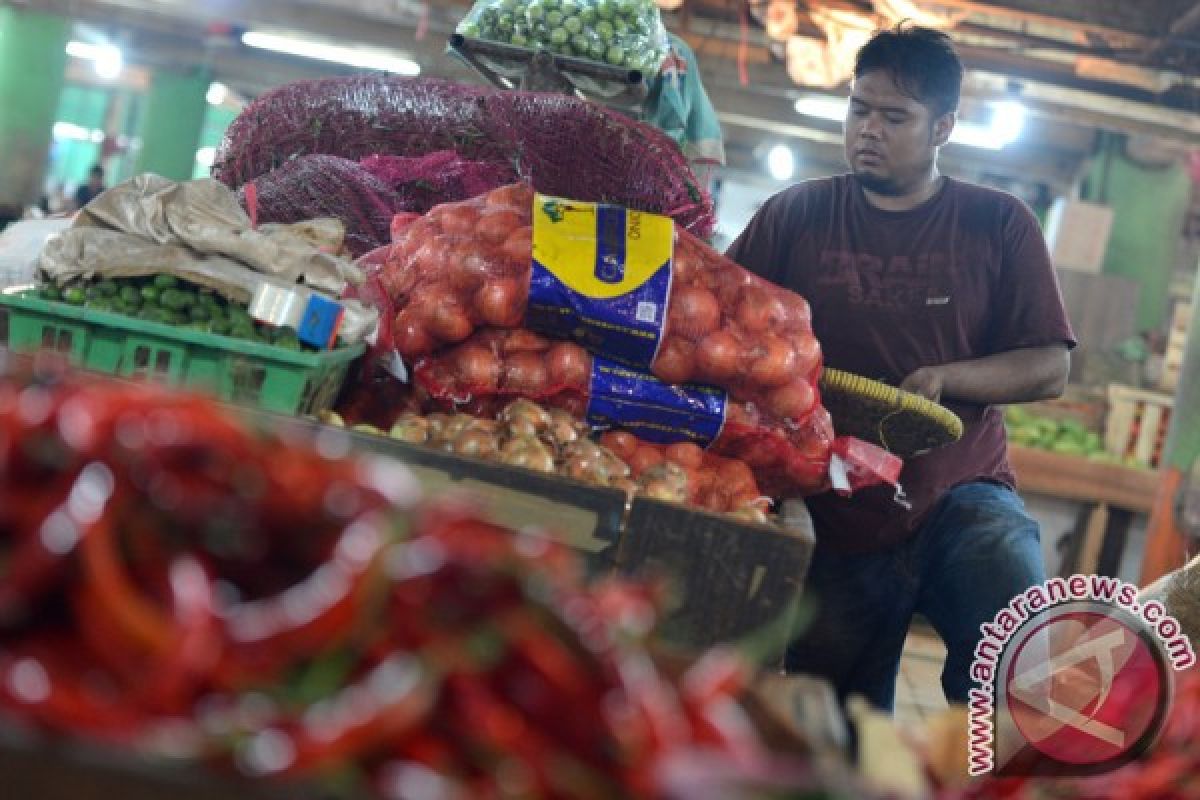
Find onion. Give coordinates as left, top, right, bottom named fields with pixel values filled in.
left=499, top=226, right=533, bottom=266
left=392, top=309, right=435, bottom=356
left=476, top=209, right=524, bottom=243
left=748, top=335, right=798, bottom=388
left=766, top=380, right=816, bottom=420
left=485, top=184, right=532, bottom=210
left=599, top=431, right=639, bottom=461
left=473, top=280, right=525, bottom=327
left=664, top=442, right=704, bottom=469
left=453, top=428, right=499, bottom=459
left=652, top=338, right=696, bottom=385
left=697, top=331, right=742, bottom=382
left=667, top=286, right=720, bottom=339
left=500, top=398, right=552, bottom=433
left=389, top=416, right=429, bottom=444
left=433, top=205, right=479, bottom=236
left=501, top=330, right=550, bottom=354
left=737, top=288, right=794, bottom=334
left=545, top=343, right=591, bottom=388
left=792, top=333, right=821, bottom=377
left=429, top=299, right=473, bottom=344
left=716, top=459, right=756, bottom=494
left=443, top=241, right=495, bottom=291
left=628, top=446, right=664, bottom=477
left=502, top=352, right=549, bottom=394
left=454, top=345, right=501, bottom=391
left=413, top=236, right=450, bottom=275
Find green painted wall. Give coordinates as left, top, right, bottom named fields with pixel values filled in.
left=134, top=68, right=209, bottom=180
left=0, top=9, right=69, bottom=209
left=1083, top=134, right=1192, bottom=333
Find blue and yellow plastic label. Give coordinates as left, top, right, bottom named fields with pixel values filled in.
left=527, top=194, right=674, bottom=368
left=586, top=356, right=727, bottom=447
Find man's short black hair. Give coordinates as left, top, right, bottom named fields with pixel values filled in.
left=854, top=24, right=963, bottom=118
left=89, top=165, right=104, bottom=178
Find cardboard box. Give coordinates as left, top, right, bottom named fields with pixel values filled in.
left=1045, top=198, right=1115, bottom=273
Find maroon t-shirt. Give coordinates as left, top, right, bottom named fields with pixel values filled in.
left=726, top=174, right=1076, bottom=553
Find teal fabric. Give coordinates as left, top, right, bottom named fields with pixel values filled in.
left=645, top=34, right=725, bottom=166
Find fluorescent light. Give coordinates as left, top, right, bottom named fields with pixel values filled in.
left=241, top=31, right=420, bottom=75
left=767, top=144, right=796, bottom=181
left=206, top=82, right=229, bottom=106
left=65, top=41, right=102, bottom=59
left=796, top=92, right=1027, bottom=150
left=195, top=147, right=217, bottom=168
left=794, top=95, right=846, bottom=121
left=989, top=100, right=1026, bottom=146
left=65, top=40, right=123, bottom=80
left=93, top=45, right=123, bottom=79
left=53, top=122, right=105, bottom=142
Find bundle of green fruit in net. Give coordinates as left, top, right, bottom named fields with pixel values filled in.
left=36, top=274, right=310, bottom=351
left=456, top=0, right=670, bottom=73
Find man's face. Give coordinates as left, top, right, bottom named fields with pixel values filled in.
left=89, top=172, right=103, bottom=189
left=843, top=69, right=953, bottom=195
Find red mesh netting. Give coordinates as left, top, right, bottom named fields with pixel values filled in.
left=368, top=183, right=822, bottom=427
left=411, top=327, right=835, bottom=497
left=238, top=155, right=400, bottom=257
left=213, top=75, right=714, bottom=237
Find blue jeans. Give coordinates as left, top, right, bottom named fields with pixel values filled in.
left=784, top=481, right=1045, bottom=711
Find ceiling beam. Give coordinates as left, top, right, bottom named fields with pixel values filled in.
left=910, top=0, right=1154, bottom=47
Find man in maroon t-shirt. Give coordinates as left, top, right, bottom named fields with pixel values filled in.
left=727, top=25, right=1075, bottom=711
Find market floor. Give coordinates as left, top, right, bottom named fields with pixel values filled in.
left=894, top=624, right=949, bottom=728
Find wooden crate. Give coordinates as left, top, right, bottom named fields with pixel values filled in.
left=1105, top=384, right=1174, bottom=468
left=1161, top=301, right=1191, bottom=393
left=617, top=498, right=814, bottom=665
left=266, top=415, right=816, bottom=656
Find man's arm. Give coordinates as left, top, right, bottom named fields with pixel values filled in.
left=899, top=344, right=1070, bottom=405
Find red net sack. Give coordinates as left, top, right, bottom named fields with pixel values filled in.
left=238, top=154, right=401, bottom=257
left=360, top=152, right=519, bottom=214
left=410, top=327, right=835, bottom=496
left=212, top=75, right=714, bottom=237
left=371, top=183, right=823, bottom=436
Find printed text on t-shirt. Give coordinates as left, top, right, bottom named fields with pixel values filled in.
left=817, top=249, right=953, bottom=311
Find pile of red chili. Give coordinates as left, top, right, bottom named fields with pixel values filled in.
left=0, top=369, right=819, bottom=797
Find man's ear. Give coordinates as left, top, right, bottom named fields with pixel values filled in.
left=932, top=112, right=956, bottom=147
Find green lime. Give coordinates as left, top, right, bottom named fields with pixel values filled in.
left=40, top=286, right=62, bottom=302
left=96, top=279, right=119, bottom=296
left=63, top=287, right=86, bottom=305
left=153, top=274, right=179, bottom=289
left=606, top=45, right=625, bottom=65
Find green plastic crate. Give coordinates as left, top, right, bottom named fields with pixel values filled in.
left=0, top=290, right=364, bottom=416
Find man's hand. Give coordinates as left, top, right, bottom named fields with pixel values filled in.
left=899, top=366, right=945, bottom=402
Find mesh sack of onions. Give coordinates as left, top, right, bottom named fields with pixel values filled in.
left=370, top=183, right=824, bottom=442
left=410, top=327, right=836, bottom=497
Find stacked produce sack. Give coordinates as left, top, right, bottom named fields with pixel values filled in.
left=351, top=183, right=899, bottom=499
left=214, top=75, right=715, bottom=257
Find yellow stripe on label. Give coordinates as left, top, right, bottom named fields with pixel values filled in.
left=531, top=194, right=673, bottom=299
